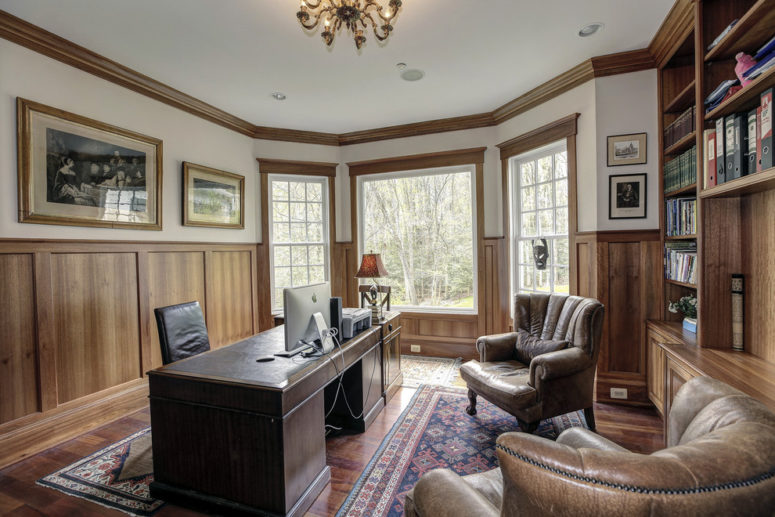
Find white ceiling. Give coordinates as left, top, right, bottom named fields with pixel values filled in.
left=0, top=0, right=675, bottom=134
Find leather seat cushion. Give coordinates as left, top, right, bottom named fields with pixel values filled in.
left=460, top=360, right=537, bottom=411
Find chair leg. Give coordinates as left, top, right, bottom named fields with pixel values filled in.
left=517, top=418, right=539, bottom=434
left=584, top=406, right=596, bottom=431
left=466, top=389, right=477, bottom=415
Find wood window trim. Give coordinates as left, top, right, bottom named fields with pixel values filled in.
left=499, top=115, right=579, bottom=295
left=348, top=148, right=485, bottom=322
left=256, top=157, right=338, bottom=177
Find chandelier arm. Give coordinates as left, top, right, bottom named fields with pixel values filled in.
left=304, top=0, right=324, bottom=9
left=299, top=14, right=322, bottom=30
left=361, top=12, right=379, bottom=30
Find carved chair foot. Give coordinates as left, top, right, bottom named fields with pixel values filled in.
left=466, top=389, right=477, bottom=415
left=518, top=419, right=539, bottom=434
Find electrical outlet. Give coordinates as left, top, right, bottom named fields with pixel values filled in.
left=410, top=345, right=421, bottom=353
left=610, top=388, right=628, bottom=400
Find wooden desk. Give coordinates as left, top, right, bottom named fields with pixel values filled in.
left=147, top=324, right=384, bottom=516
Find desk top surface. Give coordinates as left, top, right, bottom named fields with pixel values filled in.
left=148, top=325, right=379, bottom=391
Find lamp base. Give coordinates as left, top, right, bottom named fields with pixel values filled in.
left=370, top=302, right=381, bottom=325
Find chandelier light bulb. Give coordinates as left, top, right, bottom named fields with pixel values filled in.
left=325, top=17, right=330, bottom=27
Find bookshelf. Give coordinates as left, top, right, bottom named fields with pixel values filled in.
left=655, top=0, right=775, bottom=364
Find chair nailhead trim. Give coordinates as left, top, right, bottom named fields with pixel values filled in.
left=495, top=443, right=775, bottom=494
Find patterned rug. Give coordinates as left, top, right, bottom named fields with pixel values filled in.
left=37, top=427, right=162, bottom=516
left=400, top=355, right=464, bottom=388
left=336, top=385, right=587, bottom=517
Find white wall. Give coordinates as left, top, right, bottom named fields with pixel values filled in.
left=595, top=70, right=659, bottom=230
left=0, top=39, right=258, bottom=242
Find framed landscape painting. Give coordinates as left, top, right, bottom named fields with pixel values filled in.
left=182, top=162, right=244, bottom=229
left=607, top=133, right=647, bottom=166
left=17, top=98, right=163, bottom=230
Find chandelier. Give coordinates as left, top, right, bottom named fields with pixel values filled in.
left=297, top=0, right=403, bottom=49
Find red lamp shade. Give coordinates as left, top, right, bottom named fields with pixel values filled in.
left=355, top=253, right=388, bottom=279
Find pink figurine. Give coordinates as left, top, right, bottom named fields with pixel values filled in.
left=735, top=52, right=757, bottom=87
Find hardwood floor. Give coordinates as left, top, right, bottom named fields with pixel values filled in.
left=0, top=388, right=663, bottom=516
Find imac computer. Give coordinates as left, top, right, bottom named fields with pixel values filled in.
left=281, top=282, right=333, bottom=356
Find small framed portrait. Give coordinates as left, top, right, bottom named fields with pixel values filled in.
left=182, top=162, right=244, bottom=229
left=17, top=98, right=163, bottom=230
left=607, top=133, right=647, bottom=166
left=609, top=173, right=647, bottom=219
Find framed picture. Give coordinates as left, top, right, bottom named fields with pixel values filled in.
left=182, top=162, right=244, bottom=229
left=607, top=133, right=647, bottom=166
left=17, top=98, right=163, bottom=230
left=609, top=173, right=647, bottom=219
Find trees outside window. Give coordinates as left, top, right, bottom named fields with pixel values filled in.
left=359, top=167, right=476, bottom=311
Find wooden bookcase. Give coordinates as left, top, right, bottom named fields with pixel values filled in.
left=652, top=0, right=775, bottom=415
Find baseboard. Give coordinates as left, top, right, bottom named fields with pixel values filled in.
left=0, top=379, right=149, bottom=469
left=595, top=376, right=650, bottom=406
left=401, top=340, right=477, bottom=360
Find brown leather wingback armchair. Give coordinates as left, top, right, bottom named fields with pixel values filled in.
left=460, top=293, right=604, bottom=432
left=404, top=376, right=775, bottom=516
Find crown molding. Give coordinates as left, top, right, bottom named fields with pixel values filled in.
left=648, top=0, right=694, bottom=68
left=1, top=8, right=666, bottom=147
left=496, top=113, right=579, bottom=160
left=347, top=147, right=487, bottom=176
left=256, top=157, right=338, bottom=176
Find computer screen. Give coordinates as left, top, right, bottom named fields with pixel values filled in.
left=283, top=282, right=331, bottom=352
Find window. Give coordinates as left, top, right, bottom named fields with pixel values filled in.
left=510, top=142, right=569, bottom=294
left=358, top=166, right=476, bottom=312
left=268, top=175, right=330, bottom=310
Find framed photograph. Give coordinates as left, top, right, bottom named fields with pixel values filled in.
left=607, top=133, right=647, bottom=166
left=182, top=162, right=244, bottom=229
left=17, top=98, right=163, bottom=230
left=609, top=173, right=647, bottom=219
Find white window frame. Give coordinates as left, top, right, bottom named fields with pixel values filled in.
left=268, top=174, right=331, bottom=312
left=509, top=141, right=569, bottom=297
left=357, top=165, right=478, bottom=315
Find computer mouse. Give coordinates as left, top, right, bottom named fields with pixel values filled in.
left=255, top=355, right=275, bottom=362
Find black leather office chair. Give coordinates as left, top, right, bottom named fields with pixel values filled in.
left=154, top=301, right=211, bottom=365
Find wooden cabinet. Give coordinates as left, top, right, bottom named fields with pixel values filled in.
left=647, top=332, right=667, bottom=415
left=663, top=353, right=701, bottom=423
left=381, top=312, right=402, bottom=402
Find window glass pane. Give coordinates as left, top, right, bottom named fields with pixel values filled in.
left=521, top=186, right=535, bottom=211
left=555, top=208, right=568, bottom=235
left=307, top=202, right=322, bottom=222
left=292, top=266, right=308, bottom=285
left=290, top=202, right=306, bottom=222
left=275, top=267, right=291, bottom=287
left=272, top=201, right=289, bottom=222
left=520, top=265, right=534, bottom=290
left=274, top=222, right=290, bottom=242
left=274, top=288, right=284, bottom=309
left=289, top=182, right=306, bottom=201
left=554, top=238, right=569, bottom=267
left=554, top=267, right=570, bottom=294
left=537, top=183, right=552, bottom=209
left=555, top=180, right=568, bottom=207
left=272, top=181, right=289, bottom=201
left=521, top=162, right=535, bottom=186
left=291, top=245, right=307, bottom=266
left=519, top=240, right=532, bottom=264
left=290, top=222, right=306, bottom=242
left=555, top=152, right=567, bottom=178
left=309, top=266, right=325, bottom=284
left=539, top=209, right=554, bottom=235
left=274, top=245, right=290, bottom=267
left=306, top=182, right=322, bottom=202
left=362, top=170, right=474, bottom=309
left=521, top=212, right=537, bottom=237
left=308, top=245, right=324, bottom=265
left=537, top=156, right=552, bottom=183
left=536, top=270, right=551, bottom=292
left=307, top=223, right=323, bottom=242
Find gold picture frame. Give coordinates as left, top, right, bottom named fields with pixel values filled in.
left=17, top=98, right=163, bottom=230
left=607, top=133, right=647, bottom=166
left=182, top=162, right=245, bottom=229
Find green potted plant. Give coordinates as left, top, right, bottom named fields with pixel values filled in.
left=669, top=294, right=697, bottom=333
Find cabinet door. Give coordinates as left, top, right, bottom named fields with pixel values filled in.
left=664, top=356, right=699, bottom=423
left=388, top=331, right=400, bottom=385
left=647, top=333, right=666, bottom=415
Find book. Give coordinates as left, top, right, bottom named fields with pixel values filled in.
left=748, top=109, right=758, bottom=175
left=715, top=118, right=726, bottom=183
left=707, top=19, right=737, bottom=51
left=762, top=88, right=773, bottom=170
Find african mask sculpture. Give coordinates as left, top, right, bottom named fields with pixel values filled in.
left=532, top=238, right=549, bottom=270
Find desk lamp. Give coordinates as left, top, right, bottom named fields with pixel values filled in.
left=355, top=252, right=389, bottom=324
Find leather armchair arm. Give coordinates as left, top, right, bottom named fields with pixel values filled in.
left=529, top=346, right=592, bottom=387
left=556, top=427, right=628, bottom=452
left=411, top=469, right=499, bottom=517
left=476, top=332, right=518, bottom=362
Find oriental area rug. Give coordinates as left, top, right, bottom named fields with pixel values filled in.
left=336, top=385, right=587, bottom=517
left=399, top=355, right=465, bottom=388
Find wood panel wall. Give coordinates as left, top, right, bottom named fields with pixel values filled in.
left=0, top=239, right=259, bottom=468
left=593, top=231, right=662, bottom=405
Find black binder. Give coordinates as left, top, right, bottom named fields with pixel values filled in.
left=763, top=88, right=773, bottom=170
left=748, top=109, right=758, bottom=175
left=725, top=114, right=746, bottom=181
left=715, top=117, right=726, bottom=183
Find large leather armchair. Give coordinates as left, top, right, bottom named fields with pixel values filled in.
left=460, top=293, right=604, bottom=432
left=404, top=376, right=775, bottom=516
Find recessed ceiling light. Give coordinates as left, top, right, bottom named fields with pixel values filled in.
left=401, top=69, right=424, bottom=82
left=271, top=92, right=286, bottom=101
left=578, top=22, right=604, bottom=37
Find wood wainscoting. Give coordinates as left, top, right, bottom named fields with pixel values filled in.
left=0, top=239, right=259, bottom=468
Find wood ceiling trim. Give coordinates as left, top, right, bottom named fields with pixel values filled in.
left=648, top=0, right=694, bottom=68
left=496, top=113, right=580, bottom=160
left=338, top=112, right=494, bottom=146
left=253, top=126, right=340, bottom=146
left=256, top=157, right=338, bottom=176
left=347, top=147, right=487, bottom=176
left=591, top=48, right=656, bottom=78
